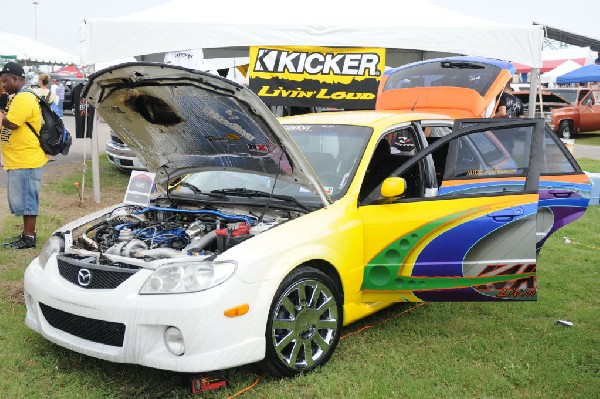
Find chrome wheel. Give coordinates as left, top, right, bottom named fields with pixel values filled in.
left=262, top=267, right=342, bottom=376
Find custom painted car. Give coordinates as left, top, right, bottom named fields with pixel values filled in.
left=23, top=61, right=591, bottom=377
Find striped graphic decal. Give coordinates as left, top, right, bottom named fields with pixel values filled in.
left=440, top=175, right=591, bottom=249
left=362, top=201, right=538, bottom=302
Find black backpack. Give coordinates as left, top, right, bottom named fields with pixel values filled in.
left=23, top=89, right=72, bottom=156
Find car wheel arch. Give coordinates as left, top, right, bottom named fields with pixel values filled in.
left=557, top=119, right=576, bottom=137
left=301, top=259, right=344, bottom=303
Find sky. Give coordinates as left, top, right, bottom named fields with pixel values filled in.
left=2, top=0, right=599, bottom=58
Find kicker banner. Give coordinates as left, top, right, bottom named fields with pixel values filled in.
left=249, top=46, right=385, bottom=110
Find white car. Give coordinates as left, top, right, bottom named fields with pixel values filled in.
left=105, top=130, right=146, bottom=172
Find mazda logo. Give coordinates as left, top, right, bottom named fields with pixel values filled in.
left=77, top=268, right=92, bottom=287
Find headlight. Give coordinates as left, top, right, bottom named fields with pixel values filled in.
left=544, top=114, right=552, bottom=123
left=39, top=235, right=64, bottom=269
left=140, top=260, right=237, bottom=294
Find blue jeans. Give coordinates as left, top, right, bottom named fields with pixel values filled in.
left=58, top=99, right=64, bottom=117
left=7, top=167, right=43, bottom=216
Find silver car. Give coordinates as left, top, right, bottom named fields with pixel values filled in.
left=105, top=130, right=146, bottom=172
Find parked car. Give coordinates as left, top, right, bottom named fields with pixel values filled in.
left=545, top=88, right=600, bottom=138
left=24, top=60, right=591, bottom=377
left=105, top=130, right=146, bottom=172
left=513, top=88, right=600, bottom=138
left=513, top=90, right=572, bottom=125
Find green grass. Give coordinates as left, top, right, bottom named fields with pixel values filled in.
left=44, top=155, right=131, bottom=195
left=1, top=159, right=599, bottom=398
left=574, top=130, right=600, bottom=146
left=576, top=157, right=600, bottom=173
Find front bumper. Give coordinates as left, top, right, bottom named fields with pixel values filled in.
left=24, top=256, right=276, bottom=373
left=105, top=140, right=146, bottom=171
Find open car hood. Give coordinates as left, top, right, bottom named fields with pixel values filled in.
left=83, top=62, right=330, bottom=205
left=376, top=57, right=515, bottom=118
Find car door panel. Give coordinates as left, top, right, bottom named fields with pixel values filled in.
left=440, top=124, right=591, bottom=249
left=360, top=195, right=538, bottom=303
left=359, top=119, right=544, bottom=303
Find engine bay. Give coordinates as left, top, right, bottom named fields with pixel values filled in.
left=66, top=200, right=300, bottom=266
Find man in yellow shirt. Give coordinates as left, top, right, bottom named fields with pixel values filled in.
left=0, top=62, right=46, bottom=249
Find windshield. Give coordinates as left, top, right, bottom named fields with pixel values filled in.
left=383, top=61, right=501, bottom=96
left=175, top=124, right=372, bottom=206
left=545, top=89, right=588, bottom=104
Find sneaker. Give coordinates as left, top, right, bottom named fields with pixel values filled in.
left=3, top=234, right=36, bottom=249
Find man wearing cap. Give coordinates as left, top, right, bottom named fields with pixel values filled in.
left=0, top=62, right=46, bottom=249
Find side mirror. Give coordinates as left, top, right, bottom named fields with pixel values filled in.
left=380, top=177, right=406, bottom=198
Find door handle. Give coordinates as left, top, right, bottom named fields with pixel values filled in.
left=488, top=207, right=523, bottom=222
left=549, top=189, right=574, bottom=198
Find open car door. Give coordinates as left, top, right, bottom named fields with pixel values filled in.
left=444, top=120, right=591, bottom=250
left=359, top=119, right=545, bottom=302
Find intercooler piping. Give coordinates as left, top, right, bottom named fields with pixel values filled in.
left=184, top=230, right=218, bottom=253
left=133, top=206, right=257, bottom=226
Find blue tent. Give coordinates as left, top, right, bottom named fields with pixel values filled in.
left=556, top=64, right=600, bottom=84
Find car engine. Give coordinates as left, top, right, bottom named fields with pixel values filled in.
left=67, top=201, right=297, bottom=265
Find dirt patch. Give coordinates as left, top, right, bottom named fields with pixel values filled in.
left=43, top=185, right=125, bottom=223
left=0, top=280, right=25, bottom=304
left=41, top=162, right=126, bottom=222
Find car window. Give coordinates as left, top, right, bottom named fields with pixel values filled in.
left=387, top=127, right=419, bottom=155
left=383, top=60, right=501, bottom=96
left=545, top=89, right=579, bottom=104
left=182, top=125, right=372, bottom=203
left=359, top=127, right=435, bottom=202
left=541, top=127, right=577, bottom=174
left=360, top=122, right=542, bottom=204
left=582, top=90, right=600, bottom=106
left=444, top=126, right=530, bottom=180
left=286, top=124, right=372, bottom=199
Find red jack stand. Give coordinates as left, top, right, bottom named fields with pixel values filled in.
left=190, top=370, right=227, bottom=394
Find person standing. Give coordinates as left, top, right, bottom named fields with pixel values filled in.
left=54, top=78, right=65, bottom=118
left=493, top=81, right=524, bottom=118
left=0, top=85, right=8, bottom=167
left=0, top=62, right=47, bottom=249
left=33, top=73, right=58, bottom=107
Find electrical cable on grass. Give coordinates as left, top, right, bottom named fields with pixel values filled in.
left=227, top=302, right=428, bottom=399
left=341, top=302, right=428, bottom=340
left=225, top=302, right=427, bottom=397
left=563, top=236, right=599, bottom=249
left=227, top=376, right=261, bottom=398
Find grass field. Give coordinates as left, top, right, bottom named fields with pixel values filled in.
left=574, top=131, right=600, bottom=146
left=0, top=157, right=598, bottom=398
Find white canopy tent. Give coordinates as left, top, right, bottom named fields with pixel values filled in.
left=79, top=0, right=545, bottom=203
left=80, top=0, right=543, bottom=68
left=540, top=60, right=584, bottom=84
left=0, top=30, right=78, bottom=65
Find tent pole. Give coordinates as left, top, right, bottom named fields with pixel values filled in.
left=528, top=68, right=539, bottom=118
left=91, top=110, right=101, bottom=203
left=87, top=64, right=101, bottom=204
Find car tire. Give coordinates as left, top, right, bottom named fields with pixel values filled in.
left=557, top=120, right=574, bottom=138
left=260, top=266, right=342, bottom=377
